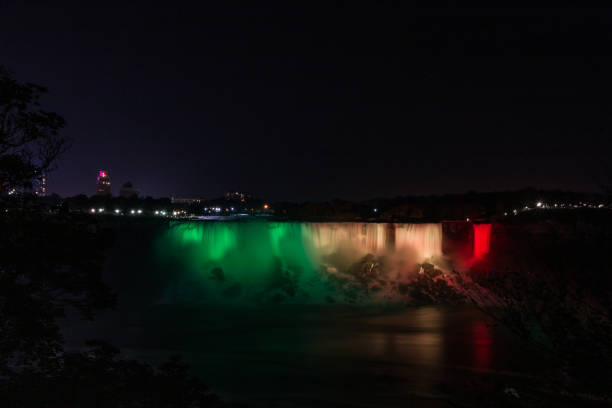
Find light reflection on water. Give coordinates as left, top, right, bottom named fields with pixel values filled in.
left=472, top=321, right=493, bottom=370
left=63, top=305, right=545, bottom=406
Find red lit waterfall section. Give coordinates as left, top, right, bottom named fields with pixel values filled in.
left=473, top=224, right=491, bottom=259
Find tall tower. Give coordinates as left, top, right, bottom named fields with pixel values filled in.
left=96, top=170, right=111, bottom=195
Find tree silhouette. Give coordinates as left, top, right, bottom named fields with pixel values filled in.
left=0, top=68, right=217, bottom=406
left=0, top=65, right=69, bottom=192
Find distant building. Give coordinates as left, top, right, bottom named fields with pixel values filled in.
left=171, top=197, right=203, bottom=204
left=225, top=191, right=251, bottom=202
left=119, top=181, right=140, bottom=198
left=96, top=170, right=111, bottom=195
left=35, top=174, right=47, bottom=197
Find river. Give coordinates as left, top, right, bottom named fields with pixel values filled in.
left=61, top=220, right=547, bottom=406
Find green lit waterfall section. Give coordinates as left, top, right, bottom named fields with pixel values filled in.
left=156, top=221, right=442, bottom=305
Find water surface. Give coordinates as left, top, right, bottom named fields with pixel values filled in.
left=62, top=221, right=545, bottom=406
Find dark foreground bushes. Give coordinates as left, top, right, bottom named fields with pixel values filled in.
left=0, top=213, right=218, bottom=407
left=1, top=341, right=218, bottom=408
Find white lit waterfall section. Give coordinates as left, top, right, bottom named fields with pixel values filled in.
left=303, top=223, right=442, bottom=261
left=395, top=223, right=443, bottom=259
left=305, top=223, right=387, bottom=256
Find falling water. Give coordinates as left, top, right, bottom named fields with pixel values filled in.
left=305, top=223, right=442, bottom=259
left=473, top=223, right=492, bottom=259
left=305, top=223, right=387, bottom=255
left=156, top=221, right=444, bottom=304
left=395, top=223, right=443, bottom=259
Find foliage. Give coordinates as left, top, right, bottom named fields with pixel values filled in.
left=1, top=340, right=218, bottom=407
left=0, top=213, right=116, bottom=375
left=0, top=66, right=69, bottom=191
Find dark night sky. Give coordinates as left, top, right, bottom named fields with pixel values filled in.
left=1, top=2, right=611, bottom=201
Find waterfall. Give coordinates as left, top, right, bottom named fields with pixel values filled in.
left=167, top=221, right=443, bottom=265
left=304, top=222, right=442, bottom=260
left=305, top=223, right=388, bottom=256
left=158, top=221, right=445, bottom=305
left=473, top=224, right=491, bottom=259
left=395, top=223, right=443, bottom=259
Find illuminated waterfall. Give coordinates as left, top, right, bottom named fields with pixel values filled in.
left=157, top=221, right=444, bottom=304
left=395, top=223, right=443, bottom=259
left=304, top=222, right=442, bottom=260
left=305, top=223, right=388, bottom=256
left=473, top=224, right=491, bottom=259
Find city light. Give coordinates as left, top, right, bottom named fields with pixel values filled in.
left=130, top=210, right=135, bottom=214
left=114, top=209, right=120, bottom=214
left=137, top=209, right=142, bottom=214
left=499, top=200, right=611, bottom=217
left=98, top=208, right=104, bottom=213
left=90, top=208, right=95, bottom=213
left=263, top=204, right=269, bottom=210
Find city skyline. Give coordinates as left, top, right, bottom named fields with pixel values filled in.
left=37, top=168, right=610, bottom=202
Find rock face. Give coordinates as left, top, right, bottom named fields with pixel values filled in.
left=209, top=267, right=225, bottom=283
left=442, top=221, right=472, bottom=258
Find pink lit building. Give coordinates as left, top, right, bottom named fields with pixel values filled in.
left=96, top=170, right=111, bottom=195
